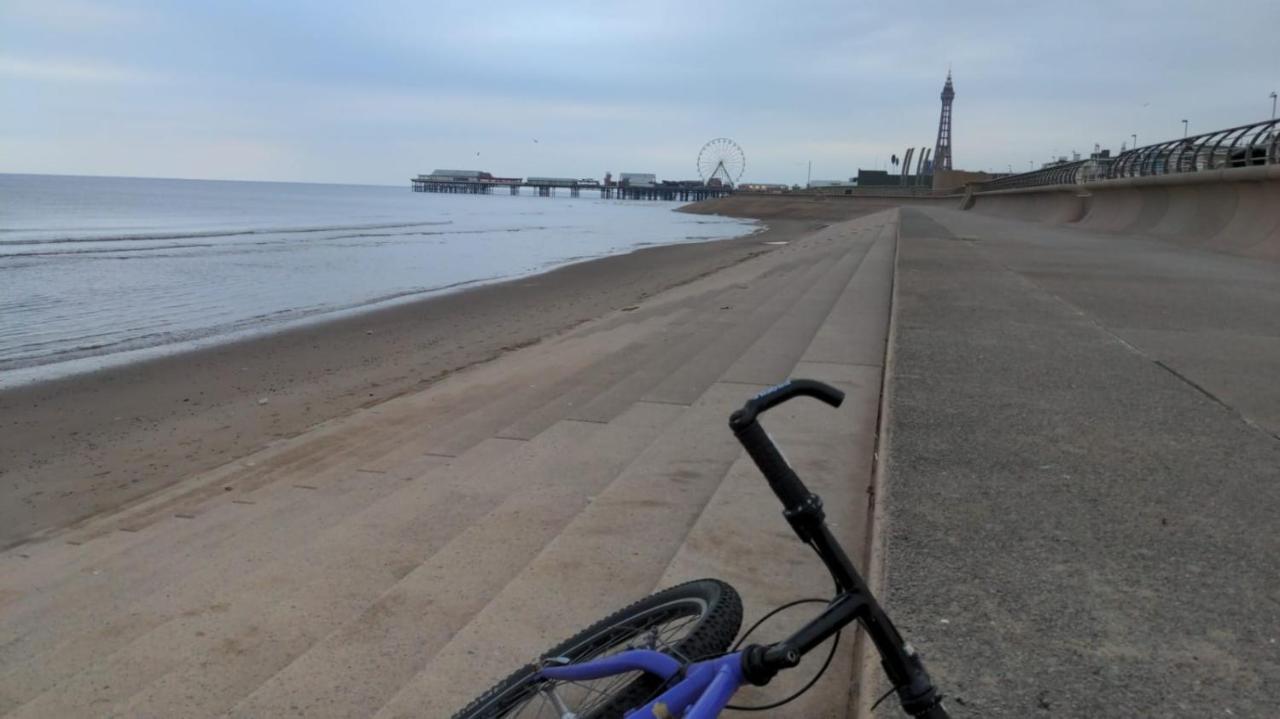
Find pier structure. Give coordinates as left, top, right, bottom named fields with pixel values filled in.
left=411, top=169, right=733, bottom=201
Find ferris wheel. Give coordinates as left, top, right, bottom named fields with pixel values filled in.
left=697, top=138, right=746, bottom=187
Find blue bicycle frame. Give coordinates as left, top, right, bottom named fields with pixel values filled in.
left=538, top=649, right=746, bottom=719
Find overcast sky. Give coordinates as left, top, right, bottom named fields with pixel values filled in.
left=3, top=0, right=1278, bottom=186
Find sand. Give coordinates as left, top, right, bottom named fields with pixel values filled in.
left=684, top=192, right=956, bottom=221
left=0, top=217, right=826, bottom=549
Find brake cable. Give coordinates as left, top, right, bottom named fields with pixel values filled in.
left=724, top=597, right=842, bottom=712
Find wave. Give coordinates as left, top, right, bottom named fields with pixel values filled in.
left=1, top=225, right=557, bottom=259
left=0, top=220, right=456, bottom=248
left=0, top=274, right=506, bottom=371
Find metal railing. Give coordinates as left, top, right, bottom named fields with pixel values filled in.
left=972, top=159, right=1098, bottom=192
left=972, top=118, right=1280, bottom=193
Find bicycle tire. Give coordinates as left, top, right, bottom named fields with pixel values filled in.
left=452, top=578, right=742, bottom=719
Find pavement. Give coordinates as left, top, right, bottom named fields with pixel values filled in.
left=881, top=207, right=1280, bottom=717
left=0, top=212, right=899, bottom=718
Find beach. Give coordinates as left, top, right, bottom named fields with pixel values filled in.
left=0, top=196, right=900, bottom=716
left=1, top=212, right=831, bottom=548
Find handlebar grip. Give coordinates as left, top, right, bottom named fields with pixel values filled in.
left=728, top=379, right=843, bottom=430
left=732, top=421, right=810, bottom=509
left=729, top=379, right=843, bottom=514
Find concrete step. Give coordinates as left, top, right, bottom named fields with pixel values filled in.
left=491, top=238, right=851, bottom=441
left=226, top=401, right=683, bottom=718
left=718, top=235, right=873, bottom=386
left=369, top=382, right=759, bottom=718
left=0, top=422, right=581, bottom=717
left=0, top=310, right=689, bottom=650
left=566, top=259, right=821, bottom=424
left=642, top=242, right=861, bottom=406
left=0, top=344, right=639, bottom=680
left=0, top=455, right=453, bottom=700
left=63, top=369, right=529, bottom=541
left=492, top=244, right=828, bottom=440
left=801, top=225, right=896, bottom=368
left=496, top=232, right=854, bottom=435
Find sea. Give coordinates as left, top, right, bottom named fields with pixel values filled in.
left=0, top=174, right=757, bottom=385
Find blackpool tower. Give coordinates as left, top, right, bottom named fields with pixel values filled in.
left=933, top=70, right=955, bottom=173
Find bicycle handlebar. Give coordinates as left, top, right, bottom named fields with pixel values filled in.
left=729, top=378, right=951, bottom=719
left=728, top=379, right=845, bottom=525
left=728, top=379, right=844, bottom=431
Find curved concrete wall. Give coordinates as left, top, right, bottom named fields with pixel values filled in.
left=969, top=186, right=1088, bottom=224
left=967, top=166, right=1280, bottom=261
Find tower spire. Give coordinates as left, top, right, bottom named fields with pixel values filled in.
left=933, top=70, right=955, bottom=173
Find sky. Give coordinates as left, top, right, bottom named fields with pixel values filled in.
left=3, top=0, right=1278, bottom=186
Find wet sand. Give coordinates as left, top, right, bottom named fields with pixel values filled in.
left=0, top=219, right=821, bottom=548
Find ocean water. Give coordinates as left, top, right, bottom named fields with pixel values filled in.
left=0, top=174, right=756, bottom=384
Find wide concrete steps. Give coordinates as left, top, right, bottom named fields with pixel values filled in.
left=0, top=210, right=899, bottom=718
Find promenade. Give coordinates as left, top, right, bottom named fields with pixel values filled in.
left=882, top=207, right=1280, bottom=716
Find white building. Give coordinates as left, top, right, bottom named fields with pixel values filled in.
left=620, top=173, right=656, bottom=188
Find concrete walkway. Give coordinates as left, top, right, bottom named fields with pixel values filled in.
left=882, top=208, right=1280, bottom=717
left=0, top=212, right=899, bottom=718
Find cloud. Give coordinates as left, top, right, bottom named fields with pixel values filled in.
left=0, top=56, right=161, bottom=84
left=2, top=1, right=1278, bottom=185
left=2, top=0, right=150, bottom=32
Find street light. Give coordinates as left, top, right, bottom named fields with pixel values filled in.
left=1131, top=133, right=1138, bottom=151
left=1182, top=119, right=1189, bottom=138
left=1271, top=91, right=1277, bottom=120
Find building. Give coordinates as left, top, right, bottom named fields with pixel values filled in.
left=424, top=169, right=492, bottom=182
left=738, top=183, right=790, bottom=193
left=525, top=177, right=581, bottom=187
left=853, top=169, right=927, bottom=187
left=620, top=173, right=656, bottom=188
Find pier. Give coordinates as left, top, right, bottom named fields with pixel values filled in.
left=410, top=170, right=733, bottom=201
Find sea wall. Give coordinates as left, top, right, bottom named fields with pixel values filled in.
left=966, top=165, right=1280, bottom=261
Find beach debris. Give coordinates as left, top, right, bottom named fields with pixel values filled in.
left=621, top=305, right=639, bottom=312
left=257, top=397, right=270, bottom=405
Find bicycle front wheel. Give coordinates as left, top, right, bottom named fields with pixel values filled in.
left=452, top=578, right=742, bottom=719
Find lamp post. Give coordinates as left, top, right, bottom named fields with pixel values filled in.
left=1271, top=91, right=1277, bottom=120
left=1131, top=133, right=1138, bottom=151
left=1182, top=119, right=1189, bottom=138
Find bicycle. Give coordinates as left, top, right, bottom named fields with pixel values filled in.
left=452, top=379, right=949, bottom=718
